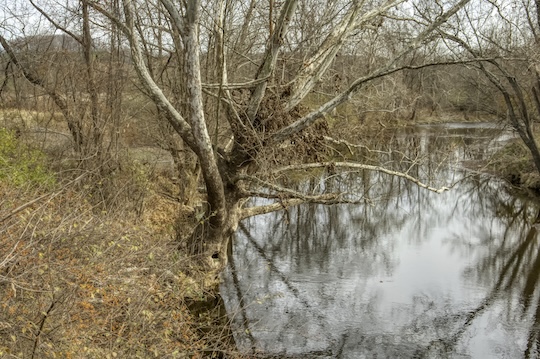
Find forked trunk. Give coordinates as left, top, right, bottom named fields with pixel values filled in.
left=184, top=182, right=245, bottom=277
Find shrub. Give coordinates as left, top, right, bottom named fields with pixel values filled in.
left=0, top=128, right=55, bottom=188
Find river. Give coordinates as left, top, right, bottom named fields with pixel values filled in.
left=221, top=123, right=540, bottom=358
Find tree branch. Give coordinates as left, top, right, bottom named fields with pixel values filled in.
left=29, top=0, right=83, bottom=45
left=240, top=199, right=304, bottom=220
left=236, top=174, right=343, bottom=201
left=240, top=195, right=368, bottom=219
left=323, top=135, right=393, bottom=155
left=202, top=76, right=271, bottom=90
left=87, top=1, right=130, bottom=34
left=272, top=162, right=451, bottom=193
left=160, top=0, right=186, bottom=37
left=120, top=0, right=197, bottom=150
left=272, top=60, right=485, bottom=145
left=237, top=156, right=451, bottom=219
left=186, top=0, right=227, bottom=226
left=285, top=0, right=407, bottom=111
left=270, top=0, right=472, bottom=144
left=246, top=0, right=298, bottom=121
left=0, top=33, right=84, bottom=150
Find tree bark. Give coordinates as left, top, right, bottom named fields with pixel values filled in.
left=246, top=0, right=298, bottom=121
left=184, top=0, right=227, bottom=236
left=82, top=0, right=102, bottom=154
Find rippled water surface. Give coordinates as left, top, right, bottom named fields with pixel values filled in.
left=221, top=124, right=540, bottom=358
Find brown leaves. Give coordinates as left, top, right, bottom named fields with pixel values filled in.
left=0, top=183, right=229, bottom=358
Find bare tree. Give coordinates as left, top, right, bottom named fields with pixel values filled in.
left=0, top=0, right=472, bottom=275
left=76, top=0, right=471, bottom=276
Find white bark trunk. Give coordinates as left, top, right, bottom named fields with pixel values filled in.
left=184, top=0, right=227, bottom=228
left=246, top=0, right=299, bottom=121
left=285, top=0, right=406, bottom=111
left=122, top=0, right=197, bottom=149
left=272, top=0, right=472, bottom=144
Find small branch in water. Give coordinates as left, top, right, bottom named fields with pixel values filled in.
left=323, top=135, right=391, bottom=155
left=237, top=174, right=341, bottom=200
left=322, top=136, right=427, bottom=166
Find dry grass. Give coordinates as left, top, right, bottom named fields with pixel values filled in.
left=0, top=174, right=239, bottom=358
left=0, top=107, right=243, bottom=356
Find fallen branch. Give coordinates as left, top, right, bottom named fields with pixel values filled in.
left=31, top=299, right=55, bottom=359
left=240, top=196, right=368, bottom=219
left=236, top=158, right=450, bottom=218
left=241, top=199, right=304, bottom=219
left=237, top=174, right=370, bottom=219
left=0, top=242, right=19, bottom=270
left=236, top=174, right=337, bottom=200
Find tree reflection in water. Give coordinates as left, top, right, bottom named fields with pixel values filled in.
left=221, top=124, right=540, bottom=358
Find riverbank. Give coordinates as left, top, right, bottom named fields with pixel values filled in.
left=0, top=129, right=240, bottom=358
left=3, top=109, right=539, bottom=358
left=486, top=139, right=540, bottom=194
left=332, top=111, right=540, bottom=195
left=0, top=182, right=240, bottom=358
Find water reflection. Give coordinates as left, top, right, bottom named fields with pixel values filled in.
left=221, top=124, right=540, bottom=358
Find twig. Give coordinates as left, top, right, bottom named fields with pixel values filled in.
left=0, top=241, right=19, bottom=269
left=202, top=76, right=271, bottom=89
left=31, top=299, right=55, bottom=359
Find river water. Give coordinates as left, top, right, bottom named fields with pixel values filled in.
left=221, top=123, right=540, bottom=358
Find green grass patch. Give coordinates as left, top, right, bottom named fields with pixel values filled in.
left=0, top=127, right=56, bottom=188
